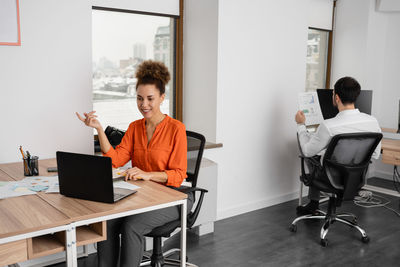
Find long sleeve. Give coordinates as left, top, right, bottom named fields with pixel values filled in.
left=103, top=123, right=135, bottom=168
left=372, top=127, right=382, bottom=160
left=164, top=124, right=187, bottom=187
left=297, top=123, right=331, bottom=157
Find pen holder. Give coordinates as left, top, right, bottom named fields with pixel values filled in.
left=23, top=156, right=39, bottom=176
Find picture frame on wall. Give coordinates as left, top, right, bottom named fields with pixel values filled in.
left=0, top=0, right=21, bottom=46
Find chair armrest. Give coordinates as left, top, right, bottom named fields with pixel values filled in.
left=172, top=185, right=208, bottom=228
left=178, top=186, right=208, bottom=194
left=187, top=190, right=207, bottom=228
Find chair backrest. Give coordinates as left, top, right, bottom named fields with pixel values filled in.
left=186, top=130, right=206, bottom=188
left=322, top=132, right=382, bottom=200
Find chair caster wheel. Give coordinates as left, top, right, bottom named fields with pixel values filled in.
left=361, top=236, right=370, bottom=243
left=289, top=224, right=297, bottom=233
left=320, top=238, right=328, bottom=247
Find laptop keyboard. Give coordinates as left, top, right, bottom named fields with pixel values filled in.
left=114, top=193, right=126, bottom=201
left=113, top=187, right=137, bottom=202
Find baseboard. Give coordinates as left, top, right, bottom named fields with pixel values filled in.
left=373, top=170, right=393, bottom=180
left=217, top=190, right=300, bottom=221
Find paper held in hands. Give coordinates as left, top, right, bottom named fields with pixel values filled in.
left=298, top=92, right=324, bottom=126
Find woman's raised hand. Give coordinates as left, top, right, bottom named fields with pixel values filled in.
left=76, top=111, right=102, bottom=130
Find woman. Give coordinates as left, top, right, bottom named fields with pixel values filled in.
left=76, top=60, right=193, bottom=267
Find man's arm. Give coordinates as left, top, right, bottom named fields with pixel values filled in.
left=297, top=122, right=331, bottom=158
left=295, top=110, right=331, bottom=157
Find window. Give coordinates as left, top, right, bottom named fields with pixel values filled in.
left=305, top=28, right=330, bottom=92
left=92, top=8, right=177, bottom=131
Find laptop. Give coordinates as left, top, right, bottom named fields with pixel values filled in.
left=56, top=151, right=136, bottom=203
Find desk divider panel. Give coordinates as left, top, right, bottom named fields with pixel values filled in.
left=0, top=240, right=28, bottom=266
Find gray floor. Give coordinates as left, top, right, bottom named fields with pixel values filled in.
left=49, top=178, right=400, bottom=267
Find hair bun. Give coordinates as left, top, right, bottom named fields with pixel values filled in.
left=135, top=60, right=171, bottom=85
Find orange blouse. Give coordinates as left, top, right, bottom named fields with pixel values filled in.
left=103, top=115, right=187, bottom=188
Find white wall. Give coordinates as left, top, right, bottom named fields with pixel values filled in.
left=92, top=0, right=179, bottom=16
left=0, top=0, right=93, bottom=163
left=308, top=0, right=334, bottom=30
left=207, top=0, right=310, bottom=219
left=332, top=0, right=400, bottom=128
left=183, top=0, right=338, bottom=220
left=331, top=0, right=400, bottom=179
left=183, top=0, right=218, bottom=142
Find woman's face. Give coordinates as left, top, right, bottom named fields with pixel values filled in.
left=136, top=84, right=165, bottom=120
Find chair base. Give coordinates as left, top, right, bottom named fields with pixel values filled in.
left=140, top=249, right=198, bottom=267
left=290, top=207, right=369, bottom=247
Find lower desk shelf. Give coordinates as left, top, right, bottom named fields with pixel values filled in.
left=1, top=221, right=107, bottom=263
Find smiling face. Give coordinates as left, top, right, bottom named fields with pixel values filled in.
left=136, top=84, right=165, bottom=119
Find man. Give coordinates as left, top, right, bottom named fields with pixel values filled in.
left=295, top=76, right=381, bottom=215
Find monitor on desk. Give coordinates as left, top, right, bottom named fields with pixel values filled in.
left=316, top=89, right=373, bottom=120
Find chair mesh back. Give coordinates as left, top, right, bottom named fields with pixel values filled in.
left=186, top=131, right=206, bottom=188
left=187, top=136, right=201, bottom=175
left=323, top=132, right=382, bottom=200
left=329, top=138, right=377, bottom=165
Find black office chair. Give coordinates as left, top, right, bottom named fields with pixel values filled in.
left=290, top=132, right=382, bottom=247
left=141, top=130, right=207, bottom=267
left=94, top=126, right=125, bottom=152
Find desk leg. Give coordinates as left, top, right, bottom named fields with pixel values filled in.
left=180, top=200, right=187, bottom=267
left=299, top=182, right=303, bottom=206
left=65, top=223, right=77, bottom=267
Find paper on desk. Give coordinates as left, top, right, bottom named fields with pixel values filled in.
left=112, top=167, right=129, bottom=179
left=0, top=181, right=37, bottom=199
left=45, top=176, right=60, bottom=193
left=18, top=176, right=59, bottom=193
left=113, top=180, right=140, bottom=191
left=298, top=92, right=324, bottom=126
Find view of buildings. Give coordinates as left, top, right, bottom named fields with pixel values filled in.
left=92, top=19, right=173, bottom=130
left=93, top=25, right=172, bottom=102
left=305, top=29, right=329, bottom=92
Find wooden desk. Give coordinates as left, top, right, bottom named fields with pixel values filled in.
left=381, top=138, right=400, bottom=165
left=363, top=129, right=400, bottom=197
left=0, top=165, right=71, bottom=266
left=0, top=159, right=188, bottom=267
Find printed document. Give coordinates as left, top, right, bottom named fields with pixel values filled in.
left=298, top=92, right=324, bottom=126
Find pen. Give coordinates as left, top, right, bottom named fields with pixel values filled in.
left=19, top=146, right=26, bottom=158
left=19, top=146, right=29, bottom=174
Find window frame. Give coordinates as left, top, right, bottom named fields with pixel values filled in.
left=306, top=26, right=332, bottom=90
left=306, top=0, right=335, bottom=90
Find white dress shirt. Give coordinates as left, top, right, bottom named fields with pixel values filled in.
left=297, top=109, right=381, bottom=159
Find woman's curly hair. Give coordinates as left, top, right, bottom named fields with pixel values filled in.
left=135, top=60, right=171, bottom=95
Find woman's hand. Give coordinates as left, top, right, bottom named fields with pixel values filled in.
left=122, top=167, right=152, bottom=181
left=76, top=111, right=102, bottom=130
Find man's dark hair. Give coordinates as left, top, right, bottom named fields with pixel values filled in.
left=333, top=76, right=361, bottom=104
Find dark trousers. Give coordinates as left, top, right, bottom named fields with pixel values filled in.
left=308, top=186, right=321, bottom=201
left=97, top=192, right=194, bottom=267
left=304, top=155, right=322, bottom=201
